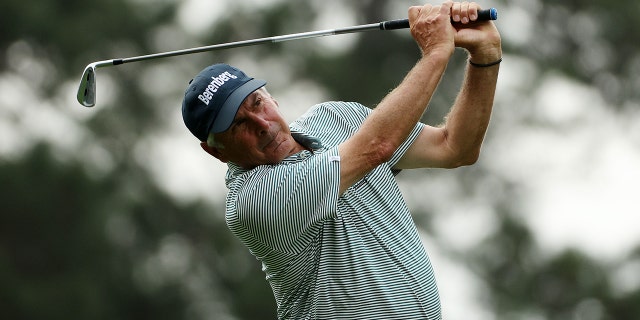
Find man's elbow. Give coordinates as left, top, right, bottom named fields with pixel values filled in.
left=459, top=152, right=481, bottom=167
left=371, top=140, right=397, bottom=165
left=443, top=148, right=481, bottom=168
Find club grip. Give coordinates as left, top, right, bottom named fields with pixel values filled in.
left=478, top=8, right=498, bottom=21
left=380, top=8, right=498, bottom=30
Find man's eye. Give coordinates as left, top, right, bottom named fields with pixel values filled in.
left=231, top=120, right=244, bottom=131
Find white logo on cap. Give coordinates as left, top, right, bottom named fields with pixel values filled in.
left=197, top=71, right=238, bottom=105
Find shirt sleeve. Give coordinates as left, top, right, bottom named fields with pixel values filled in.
left=303, top=101, right=425, bottom=168
left=225, top=147, right=341, bottom=257
left=388, top=122, right=425, bottom=168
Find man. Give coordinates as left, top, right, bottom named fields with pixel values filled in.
left=181, top=1, right=501, bottom=319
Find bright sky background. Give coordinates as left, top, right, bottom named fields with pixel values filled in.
left=1, top=0, right=639, bottom=319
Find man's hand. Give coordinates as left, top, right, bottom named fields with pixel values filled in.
left=408, top=1, right=456, bottom=60
left=450, top=2, right=502, bottom=64
left=408, top=1, right=501, bottom=64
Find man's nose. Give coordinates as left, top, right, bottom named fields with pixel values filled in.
left=248, top=113, right=269, bottom=135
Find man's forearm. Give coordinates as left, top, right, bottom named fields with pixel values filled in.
left=337, top=52, right=450, bottom=194
left=442, top=57, right=500, bottom=164
left=366, top=54, right=450, bottom=150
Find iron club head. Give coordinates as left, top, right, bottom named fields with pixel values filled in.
left=76, top=60, right=114, bottom=107
left=77, top=63, right=97, bottom=107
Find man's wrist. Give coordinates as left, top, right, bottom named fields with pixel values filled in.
left=468, top=47, right=502, bottom=65
left=420, top=46, right=454, bottom=64
left=469, top=57, right=502, bottom=68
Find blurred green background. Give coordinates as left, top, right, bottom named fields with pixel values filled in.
left=1, top=0, right=639, bottom=319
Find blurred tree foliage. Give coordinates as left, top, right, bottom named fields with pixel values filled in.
left=0, top=0, right=277, bottom=318
left=1, top=0, right=639, bottom=319
left=0, top=144, right=276, bottom=319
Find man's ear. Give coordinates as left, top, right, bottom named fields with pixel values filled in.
left=200, top=142, right=228, bottom=163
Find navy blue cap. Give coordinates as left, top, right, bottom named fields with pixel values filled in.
left=182, top=64, right=266, bottom=141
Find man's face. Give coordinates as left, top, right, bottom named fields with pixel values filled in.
left=211, top=89, right=299, bottom=169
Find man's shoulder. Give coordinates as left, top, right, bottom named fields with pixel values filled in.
left=307, top=101, right=371, bottom=116
left=225, top=163, right=273, bottom=190
left=293, top=101, right=371, bottom=127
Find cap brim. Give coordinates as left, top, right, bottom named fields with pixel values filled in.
left=209, top=78, right=267, bottom=134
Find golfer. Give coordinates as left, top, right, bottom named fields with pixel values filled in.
left=182, top=1, right=501, bottom=319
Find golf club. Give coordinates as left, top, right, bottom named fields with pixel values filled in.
left=77, top=8, right=497, bottom=107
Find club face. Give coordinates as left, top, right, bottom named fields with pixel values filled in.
left=77, top=65, right=96, bottom=107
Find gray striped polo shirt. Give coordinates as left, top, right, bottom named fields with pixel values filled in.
left=224, top=101, right=441, bottom=319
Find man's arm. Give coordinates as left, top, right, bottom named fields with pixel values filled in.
left=337, top=2, right=456, bottom=195
left=337, top=1, right=501, bottom=193
left=395, top=3, right=502, bottom=170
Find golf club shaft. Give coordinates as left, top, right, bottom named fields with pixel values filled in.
left=115, top=23, right=382, bottom=65
left=106, top=8, right=497, bottom=66
left=77, top=8, right=497, bottom=107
